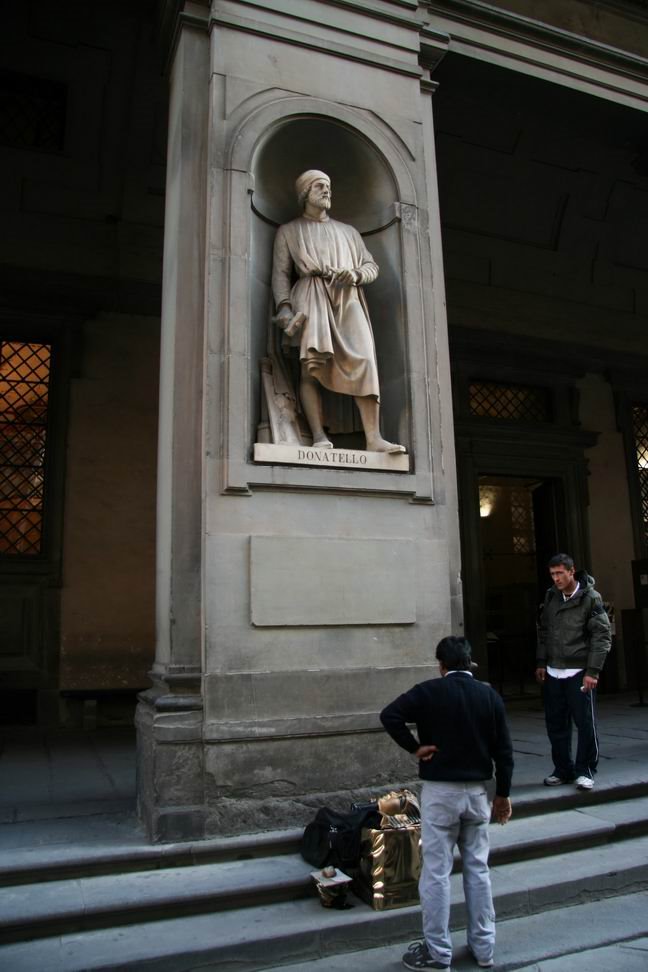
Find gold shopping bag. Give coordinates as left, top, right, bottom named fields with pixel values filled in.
left=356, top=823, right=421, bottom=910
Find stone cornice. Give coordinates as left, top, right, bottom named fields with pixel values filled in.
left=272, top=0, right=420, bottom=30
left=421, top=0, right=648, bottom=69
left=420, top=0, right=648, bottom=104
left=419, top=24, right=451, bottom=69
left=596, top=0, right=648, bottom=24
left=209, top=6, right=423, bottom=80
left=156, top=0, right=209, bottom=74
left=155, top=1, right=648, bottom=98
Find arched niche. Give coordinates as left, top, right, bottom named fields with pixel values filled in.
left=248, top=114, right=411, bottom=452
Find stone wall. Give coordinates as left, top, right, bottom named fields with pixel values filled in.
left=579, top=372, right=637, bottom=684
left=0, top=1, right=165, bottom=716
left=59, top=313, right=159, bottom=690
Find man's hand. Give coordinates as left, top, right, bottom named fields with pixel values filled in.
left=582, top=675, right=598, bottom=693
left=414, top=744, right=438, bottom=762
left=535, top=667, right=546, bottom=684
left=492, top=796, right=512, bottom=825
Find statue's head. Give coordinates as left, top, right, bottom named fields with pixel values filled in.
left=296, top=170, right=331, bottom=210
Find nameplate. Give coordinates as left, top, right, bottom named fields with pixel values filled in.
left=253, top=443, right=409, bottom=472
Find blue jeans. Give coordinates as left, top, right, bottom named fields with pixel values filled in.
left=419, top=780, right=495, bottom=966
left=543, top=672, right=599, bottom=780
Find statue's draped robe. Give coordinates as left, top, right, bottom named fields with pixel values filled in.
left=272, top=215, right=380, bottom=406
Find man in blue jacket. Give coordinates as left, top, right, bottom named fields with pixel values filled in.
left=535, top=553, right=611, bottom=790
left=380, top=636, right=513, bottom=971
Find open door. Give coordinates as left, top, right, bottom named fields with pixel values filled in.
left=477, top=476, right=568, bottom=696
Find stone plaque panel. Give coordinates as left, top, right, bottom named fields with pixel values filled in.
left=250, top=536, right=416, bottom=626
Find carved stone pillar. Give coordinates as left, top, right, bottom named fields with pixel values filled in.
left=138, top=0, right=463, bottom=842
left=136, top=1, right=209, bottom=842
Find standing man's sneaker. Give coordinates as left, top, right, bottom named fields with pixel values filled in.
left=543, top=774, right=572, bottom=786
left=468, top=946, right=494, bottom=967
left=402, top=941, right=449, bottom=970
left=575, top=775, right=594, bottom=790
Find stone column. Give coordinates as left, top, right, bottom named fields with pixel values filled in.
left=419, top=35, right=463, bottom=635
left=136, top=2, right=209, bottom=842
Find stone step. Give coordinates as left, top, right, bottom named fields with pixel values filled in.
left=1, top=797, right=648, bottom=945
left=487, top=792, right=648, bottom=864
left=0, top=837, right=647, bottom=971
left=2, top=766, right=647, bottom=888
left=0, top=854, right=313, bottom=945
left=253, top=890, right=648, bottom=972
left=509, top=774, right=648, bottom=819
left=0, top=816, right=302, bottom=888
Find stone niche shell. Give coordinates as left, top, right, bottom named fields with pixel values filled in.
left=249, top=115, right=409, bottom=452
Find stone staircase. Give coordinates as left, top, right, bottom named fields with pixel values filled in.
left=2, top=776, right=648, bottom=971
left=1, top=694, right=647, bottom=970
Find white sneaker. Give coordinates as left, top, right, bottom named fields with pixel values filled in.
left=468, top=946, right=494, bottom=967
left=575, top=775, right=594, bottom=790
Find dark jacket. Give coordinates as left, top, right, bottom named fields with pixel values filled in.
left=380, top=671, right=513, bottom=798
left=537, top=571, right=611, bottom=677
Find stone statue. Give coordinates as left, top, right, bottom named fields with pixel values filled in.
left=269, top=170, right=405, bottom=453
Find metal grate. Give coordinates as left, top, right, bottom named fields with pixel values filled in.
left=0, top=342, right=52, bottom=556
left=0, top=70, right=67, bottom=152
left=632, top=403, right=648, bottom=548
left=469, top=380, right=550, bottom=422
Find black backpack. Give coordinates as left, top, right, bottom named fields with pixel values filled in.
left=300, top=805, right=381, bottom=870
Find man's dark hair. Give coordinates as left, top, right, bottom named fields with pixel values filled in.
left=436, top=635, right=472, bottom=671
left=548, top=553, right=575, bottom=570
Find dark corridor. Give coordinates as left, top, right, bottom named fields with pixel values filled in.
left=479, top=476, right=567, bottom=696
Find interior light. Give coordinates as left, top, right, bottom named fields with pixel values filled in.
left=479, top=486, right=497, bottom=518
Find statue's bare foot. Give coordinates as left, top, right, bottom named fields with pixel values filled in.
left=366, top=437, right=406, bottom=454
left=312, top=436, right=334, bottom=449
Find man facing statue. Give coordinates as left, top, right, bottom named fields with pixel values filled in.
left=271, top=169, right=405, bottom=453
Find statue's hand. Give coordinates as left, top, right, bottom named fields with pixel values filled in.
left=335, top=268, right=360, bottom=285
left=274, top=305, right=294, bottom=330
left=325, top=267, right=359, bottom=285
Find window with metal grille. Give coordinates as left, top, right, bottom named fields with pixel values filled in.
left=632, top=403, right=648, bottom=548
left=0, top=341, right=52, bottom=556
left=469, top=380, right=550, bottom=422
left=0, top=70, right=67, bottom=152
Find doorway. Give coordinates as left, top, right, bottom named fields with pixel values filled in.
left=478, top=476, right=567, bottom=696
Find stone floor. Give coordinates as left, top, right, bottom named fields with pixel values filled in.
left=0, top=726, right=135, bottom=825
left=0, top=690, right=647, bottom=834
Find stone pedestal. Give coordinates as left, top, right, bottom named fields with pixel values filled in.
left=138, top=0, right=460, bottom=841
